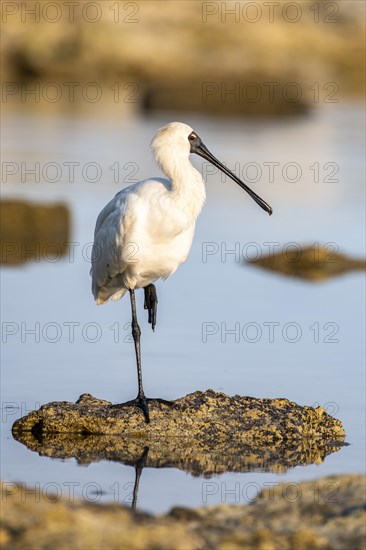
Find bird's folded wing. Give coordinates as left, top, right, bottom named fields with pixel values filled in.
left=90, top=192, right=136, bottom=294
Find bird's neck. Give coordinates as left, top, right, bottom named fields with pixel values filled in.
left=161, top=156, right=206, bottom=220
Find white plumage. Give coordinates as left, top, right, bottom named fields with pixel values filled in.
left=91, top=122, right=205, bottom=305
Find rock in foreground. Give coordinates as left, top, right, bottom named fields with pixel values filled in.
left=12, top=391, right=345, bottom=475
left=1, top=475, right=365, bottom=550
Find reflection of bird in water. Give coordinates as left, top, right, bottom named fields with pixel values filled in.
left=91, top=122, right=272, bottom=423
left=131, top=446, right=149, bottom=511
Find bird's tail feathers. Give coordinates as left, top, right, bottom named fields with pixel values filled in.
left=95, top=286, right=127, bottom=305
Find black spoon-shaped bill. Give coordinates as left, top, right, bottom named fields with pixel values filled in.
left=189, top=132, right=273, bottom=216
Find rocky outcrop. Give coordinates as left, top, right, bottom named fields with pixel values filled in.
left=12, top=391, right=345, bottom=475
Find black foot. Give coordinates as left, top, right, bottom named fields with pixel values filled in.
left=111, top=396, right=174, bottom=424
left=112, top=395, right=151, bottom=423
left=144, top=284, right=158, bottom=331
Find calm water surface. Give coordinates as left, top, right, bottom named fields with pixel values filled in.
left=1, top=104, right=365, bottom=513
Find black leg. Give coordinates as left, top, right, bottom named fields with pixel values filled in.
left=129, top=289, right=150, bottom=422
left=111, top=289, right=150, bottom=423
left=130, top=289, right=144, bottom=399
left=111, top=288, right=174, bottom=423
left=144, top=284, right=158, bottom=331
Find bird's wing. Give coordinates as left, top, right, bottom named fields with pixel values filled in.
left=90, top=190, right=136, bottom=297
left=91, top=178, right=173, bottom=302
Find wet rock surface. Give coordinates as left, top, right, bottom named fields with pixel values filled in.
left=12, top=390, right=344, bottom=441
left=12, top=391, right=345, bottom=475
left=2, top=475, right=365, bottom=550
left=248, top=244, right=366, bottom=281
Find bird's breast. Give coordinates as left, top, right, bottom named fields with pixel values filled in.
left=114, top=179, right=202, bottom=289
left=123, top=222, right=195, bottom=288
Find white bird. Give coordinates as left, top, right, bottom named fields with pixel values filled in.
left=91, top=122, right=272, bottom=422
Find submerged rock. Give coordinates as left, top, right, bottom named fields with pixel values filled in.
left=141, top=79, right=310, bottom=117
left=12, top=391, right=345, bottom=475
left=1, top=475, right=365, bottom=549
left=247, top=244, right=366, bottom=281
left=0, top=200, right=70, bottom=265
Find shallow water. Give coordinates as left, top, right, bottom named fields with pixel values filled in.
left=1, top=104, right=365, bottom=513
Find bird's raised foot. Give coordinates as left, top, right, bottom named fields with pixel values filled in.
left=144, top=284, right=158, bottom=331
left=111, top=396, right=174, bottom=424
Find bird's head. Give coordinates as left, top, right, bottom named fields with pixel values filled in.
left=151, top=122, right=193, bottom=159
left=151, top=122, right=273, bottom=215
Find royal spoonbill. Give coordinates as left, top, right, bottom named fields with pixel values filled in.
left=91, top=122, right=272, bottom=422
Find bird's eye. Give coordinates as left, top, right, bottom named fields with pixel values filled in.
left=188, top=133, right=197, bottom=141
